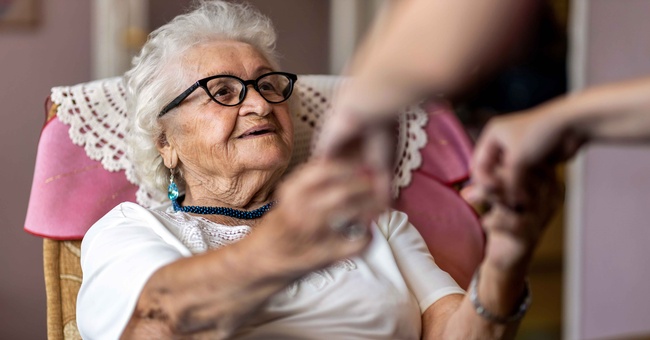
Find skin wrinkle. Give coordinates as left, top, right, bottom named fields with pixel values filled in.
left=180, top=133, right=283, bottom=208
left=142, top=253, right=231, bottom=336
left=158, top=40, right=293, bottom=213
left=174, top=244, right=278, bottom=337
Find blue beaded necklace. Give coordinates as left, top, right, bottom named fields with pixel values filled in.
left=172, top=195, right=275, bottom=219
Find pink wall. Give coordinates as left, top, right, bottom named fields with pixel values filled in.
left=572, top=0, right=650, bottom=338
left=0, top=0, right=91, bottom=338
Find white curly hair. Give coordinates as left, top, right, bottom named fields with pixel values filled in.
left=124, top=0, right=280, bottom=200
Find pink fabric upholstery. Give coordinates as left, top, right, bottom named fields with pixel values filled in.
left=394, top=101, right=484, bottom=288
left=24, top=116, right=138, bottom=240
left=418, top=101, right=473, bottom=184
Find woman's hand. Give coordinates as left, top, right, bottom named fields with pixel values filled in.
left=426, top=170, right=561, bottom=340
left=254, top=160, right=383, bottom=276
left=473, top=77, right=650, bottom=208
left=472, top=108, right=581, bottom=209
left=467, top=165, right=562, bottom=275
left=315, top=105, right=395, bottom=213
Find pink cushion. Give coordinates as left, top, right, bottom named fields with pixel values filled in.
left=24, top=116, right=137, bottom=240
left=418, top=101, right=473, bottom=184
left=394, top=101, right=483, bottom=288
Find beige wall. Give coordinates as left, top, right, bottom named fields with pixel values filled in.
left=0, top=1, right=91, bottom=338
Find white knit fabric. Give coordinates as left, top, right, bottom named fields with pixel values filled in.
left=52, top=75, right=428, bottom=207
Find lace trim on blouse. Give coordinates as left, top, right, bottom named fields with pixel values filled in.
left=151, top=208, right=357, bottom=296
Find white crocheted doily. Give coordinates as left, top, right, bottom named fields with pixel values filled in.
left=52, top=75, right=428, bottom=207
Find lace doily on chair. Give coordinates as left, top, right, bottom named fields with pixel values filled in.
left=290, top=76, right=429, bottom=197
left=52, top=77, right=129, bottom=172
left=51, top=75, right=429, bottom=206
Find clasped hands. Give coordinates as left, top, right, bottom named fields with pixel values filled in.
left=312, top=107, right=563, bottom=277
left=262, top=105, right=563, bottom=280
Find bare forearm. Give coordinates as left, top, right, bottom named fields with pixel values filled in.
left=423, top=216, right=540, bottom=340
left=424, top=263, right=525, bottom=339
left=123, top=234, right=298, bottom=338
left=452, top=263, right=524, bottom=339
left=340, top=0, right=520, bottom=115
left=565, top=77, right=650, bottom=143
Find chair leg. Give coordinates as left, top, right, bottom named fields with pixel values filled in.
left=43, top=239, right=64, bottom=340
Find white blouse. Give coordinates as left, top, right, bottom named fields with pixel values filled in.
left=77, top=202, right=464, bottom=339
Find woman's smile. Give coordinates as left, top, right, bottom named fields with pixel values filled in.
left=237, top=123, right=277, bottom=139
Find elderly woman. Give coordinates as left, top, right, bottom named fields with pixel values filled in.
left=77, top=1, right=558, bottom=339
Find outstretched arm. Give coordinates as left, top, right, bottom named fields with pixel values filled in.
left=472, top=76, right=650, bottom=206
left=316, top=0, right=524, bottom=208
left=318, top=0, right=522, bottom=156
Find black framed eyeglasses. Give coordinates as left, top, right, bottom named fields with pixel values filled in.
left=159, top=72, right=298, bottom=117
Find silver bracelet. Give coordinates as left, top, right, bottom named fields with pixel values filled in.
left=469, top=269, right=532, bottom=324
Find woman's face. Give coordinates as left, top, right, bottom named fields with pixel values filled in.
left=159, top=40, right=294, bottom=184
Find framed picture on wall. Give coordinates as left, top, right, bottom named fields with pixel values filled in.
left=0, top=0, right=40, bottom=27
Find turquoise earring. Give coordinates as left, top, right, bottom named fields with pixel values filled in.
left=168, top=168, right=179, bottom=201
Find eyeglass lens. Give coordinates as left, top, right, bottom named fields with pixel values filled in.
left=207, top=73, right=292, bottom=106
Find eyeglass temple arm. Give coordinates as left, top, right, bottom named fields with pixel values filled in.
left=159, top=82, right=201, bottom=117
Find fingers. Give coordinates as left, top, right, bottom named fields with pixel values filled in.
left=313, top=117, right=395, bottom=214
left=277, top=160, right=380, bottom=266
left=471, top=113, right=569, bottom=273
left=480, top=172, right=564, bottom=273
left=310, top=129, right=391, bottom=248
left=316, top=175, right=380, bottom=218
left=316, top=107, right=395, bottom=160
left=472, top=129, right=503, bottom=193
left=460, top=185, right=492, bottom=216
left=472, top=119, right=529, bottom=209
left=481, top=204, right=522, bottom=236
left=314, top=110, right=363, bottom=159
left=364, top=124, right=395, bottom=208
left=276, top=160, right=380, bottom=238
left=480, top=167, right=562, bottom=246
left=472, top=110, right=572, bottom=208
left=472, top=134, right=515, bottom=210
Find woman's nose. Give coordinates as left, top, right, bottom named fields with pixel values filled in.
left=239, top=85, right=272, bottom=117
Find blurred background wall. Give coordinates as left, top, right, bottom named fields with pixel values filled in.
left=566, top=0, right=650, bottom=338
left=0, top=1, right=91, bottom=338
